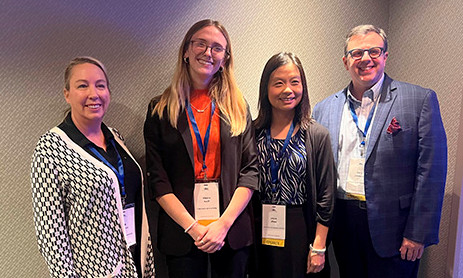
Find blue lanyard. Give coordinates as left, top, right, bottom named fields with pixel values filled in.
left=348, top=98, right=377, bottom=147
left=88, top=140, right=126, bottom=205
left=186, top=100, right=216, bottom=179
left=266, top=120, right=295, bottom=186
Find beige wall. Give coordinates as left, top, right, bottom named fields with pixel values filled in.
left=0, top=0, right=460, bottom=277
left=387, top=0, right=463, bottom=277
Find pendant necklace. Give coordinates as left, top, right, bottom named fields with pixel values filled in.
left=190, top=102, right=210, bottom=113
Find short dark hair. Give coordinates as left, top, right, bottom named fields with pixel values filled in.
left=254, top=52, right=312, bottom=130
left=344, top=24, right=388, bottom=56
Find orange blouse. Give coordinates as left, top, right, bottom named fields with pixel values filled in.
left=187, top=89, right=221, bottom=181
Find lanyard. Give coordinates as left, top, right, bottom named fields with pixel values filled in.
left=266, top=120, right=295, bottom=186
left=88, top=140, right=126, bottom=206
left=348, top=98, right=377, bottom=147
left=186, top=100, right=216, bottom=179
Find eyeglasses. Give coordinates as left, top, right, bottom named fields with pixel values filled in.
left=190, top=40, right=229, bottom=57
left=346, top=47, right=384, bottom=60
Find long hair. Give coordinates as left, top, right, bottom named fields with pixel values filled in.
left=153, top=19, right=247, bottom=136
left=254, top=52, right=312, bottom=130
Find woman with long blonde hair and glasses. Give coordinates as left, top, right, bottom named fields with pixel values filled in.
left=144, top=19, right=258, bottom=278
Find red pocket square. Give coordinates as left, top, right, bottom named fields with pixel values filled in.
left=387, top=117, right=402, bottom=135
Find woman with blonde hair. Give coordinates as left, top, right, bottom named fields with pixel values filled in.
left=31, top=57, right=154, bottom=277
left=144, top=19, right=258, bottom=278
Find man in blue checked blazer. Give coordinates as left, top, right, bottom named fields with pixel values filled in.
left=312, top=24, right=447, bottom=278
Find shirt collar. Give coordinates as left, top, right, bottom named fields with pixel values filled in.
left=58, top=112, right=114, bottom=149
left=347, top=73, right=385, bottom=103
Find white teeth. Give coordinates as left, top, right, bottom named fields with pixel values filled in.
left=198, top=59, right=212, bottom=65
left=87, top=104, right=101, bottom=108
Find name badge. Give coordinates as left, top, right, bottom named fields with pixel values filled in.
left=262, top=204, right=285, bottom=247
left=194, top=181, right=220, bottom=226
left=346, top=157, right=366, bottom=200
left=123, top=204, right=136, bottom=247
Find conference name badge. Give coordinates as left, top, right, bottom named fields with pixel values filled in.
left=262, top=204, right=286, bottom=247
left=123, top=203, right=136, bottom=247
left=194, top=181, right=220, bottom=226
left=346, top=157, right=366, bottom=201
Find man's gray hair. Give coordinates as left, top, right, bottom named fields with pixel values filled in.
left=344, top=24, right=388, bottom=56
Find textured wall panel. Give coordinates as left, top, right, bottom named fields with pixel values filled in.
left=387, top=0, right=463, bottom=277
left=1, top=0, right=460, bottom=277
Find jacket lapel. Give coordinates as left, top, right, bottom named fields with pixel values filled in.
left=365, top=75, right=398, bottom=162
left=330, top=89, right=347, bottom=163
left=177, top=110, right=195, bottom=168
left=220, top=116, right=231, bottom=176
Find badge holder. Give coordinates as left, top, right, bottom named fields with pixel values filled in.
left=262, top=204, right=286, bottom=247
left=194, top=180, right=220, bottom=226
left=123, top=203, right=136, bottom=247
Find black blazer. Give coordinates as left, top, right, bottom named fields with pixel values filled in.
left=144, top=98, right=259, bottom=256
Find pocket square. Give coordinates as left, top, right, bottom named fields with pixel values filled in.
left=387, top=117, right=402, bottom=135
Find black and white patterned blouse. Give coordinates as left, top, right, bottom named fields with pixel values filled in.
left=31, top=127, right=155, bottom=277
left=256, top=128, right=308, bottom=205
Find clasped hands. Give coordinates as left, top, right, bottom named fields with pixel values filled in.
left=187, top=219, right=228, bottom=253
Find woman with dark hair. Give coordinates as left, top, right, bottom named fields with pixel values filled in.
left=253, top=52, right=335, bottom=278
left=144, top=19, right=258, bottom=278
left=31, top=57, right=154, bottom=277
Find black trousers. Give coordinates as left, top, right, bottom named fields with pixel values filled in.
left=165, top=242, right=250, bottom=278
left=333, top=199, right=420, bottom=278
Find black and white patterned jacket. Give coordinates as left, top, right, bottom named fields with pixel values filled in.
left=31, top=127, right=155, bottom=277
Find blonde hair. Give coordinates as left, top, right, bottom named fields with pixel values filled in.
left=64, top=56, right=109, bottom=91
left=153, top=19, right=247, bottom=136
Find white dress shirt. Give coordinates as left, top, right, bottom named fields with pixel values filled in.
left=337, top=74, right=384, bottom=199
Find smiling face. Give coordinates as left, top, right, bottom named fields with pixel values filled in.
left=184, top=25, right=228, bottom=89
left=267, top=62, right=303, bottom=116
left=343, top=31, right=388, bottom=95
left=64, top=63, right=110, bottom=128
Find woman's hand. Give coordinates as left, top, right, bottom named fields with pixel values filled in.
left=187, top=222, right=208, bottom=243
left=307, top=251, right=325, bottom=273
left=194, top=219, right=228, bottom=253
left=193, top=187, right=253, bottom=253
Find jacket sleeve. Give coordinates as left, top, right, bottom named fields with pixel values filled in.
left=311, top=123, right=336, bottom=227
left=403, top=90, right=447, bottom=245
left=237, top=107, right=259, bottom=190
left=31, top=134, right=78, bottom=278
left=143, top=100, right=174, bottom=199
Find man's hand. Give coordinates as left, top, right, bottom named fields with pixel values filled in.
left=399, top=237, right=424, bottom=261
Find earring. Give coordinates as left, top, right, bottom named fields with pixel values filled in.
left=183, top=57, right=189, bottom=64
left=218, top=66, right=223, bottom=73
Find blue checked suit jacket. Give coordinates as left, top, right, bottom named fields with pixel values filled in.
left=312, top=74, right=447, bottom=257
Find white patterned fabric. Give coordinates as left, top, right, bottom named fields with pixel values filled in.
left=31, top=127, right=155, bottom=277
left=256, top=128, right=307, bottom=205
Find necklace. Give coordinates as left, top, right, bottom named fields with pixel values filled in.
left=190, top=102, right=210, bottom=113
